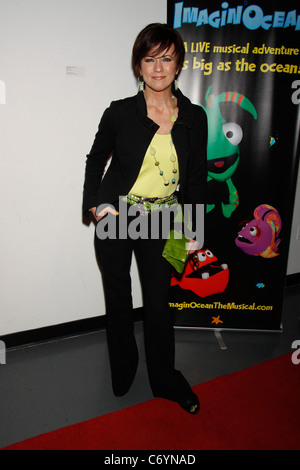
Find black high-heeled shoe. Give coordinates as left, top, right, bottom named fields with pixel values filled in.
left=179, top=394, right=200, bottom=415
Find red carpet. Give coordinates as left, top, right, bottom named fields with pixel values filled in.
left=3, top=353, right=300, bottom=450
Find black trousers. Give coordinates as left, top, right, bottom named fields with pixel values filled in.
left=94, top=208, right=193, bottom=403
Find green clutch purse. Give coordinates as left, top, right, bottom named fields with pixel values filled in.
left=162, top=204, right=191, bottom=273
left=162, top=227, right=189, bottom=273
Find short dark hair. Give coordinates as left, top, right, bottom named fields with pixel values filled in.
left=132, top=23, right=185, bottom=78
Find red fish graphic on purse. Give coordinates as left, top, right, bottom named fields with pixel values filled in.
left=171, top=248, right=229, bottom=297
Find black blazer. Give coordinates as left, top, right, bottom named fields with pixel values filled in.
left=83, top=89, right=207, bottom=226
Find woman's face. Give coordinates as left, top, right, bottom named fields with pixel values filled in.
left=139, top=44, right=179, bottom=93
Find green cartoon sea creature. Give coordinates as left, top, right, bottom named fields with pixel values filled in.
left=201, top=86, right=257, bottom=218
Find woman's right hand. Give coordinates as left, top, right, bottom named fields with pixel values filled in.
left=89, top=206, right=119, bottom=222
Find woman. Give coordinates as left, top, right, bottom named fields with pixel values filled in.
left=83, top=23, right=207, bottom=414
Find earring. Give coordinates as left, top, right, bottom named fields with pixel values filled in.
left=138, top=76, right=144, bottom=92
left=174, top=78, right=178, bottom=91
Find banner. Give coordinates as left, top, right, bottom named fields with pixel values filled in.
left=167, top=0, right=300, bottom=331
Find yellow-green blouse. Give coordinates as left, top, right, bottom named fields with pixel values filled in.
left=129, top=133, right=179, bottom=198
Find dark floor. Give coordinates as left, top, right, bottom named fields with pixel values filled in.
left=0, top=284, right=299, bottom=449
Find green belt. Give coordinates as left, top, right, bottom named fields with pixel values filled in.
left=124, top=193, right=178, bottom=214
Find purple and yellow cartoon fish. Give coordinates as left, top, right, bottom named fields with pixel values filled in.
left=235, top=204, right=281, bottom=258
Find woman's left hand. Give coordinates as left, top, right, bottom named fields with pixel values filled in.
left=187, top=239, right=200, bottom=254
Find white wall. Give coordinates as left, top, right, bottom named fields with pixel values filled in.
left=0, top=0, right=299, bottom=337
left=0, top=0, right=166, bottom=336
